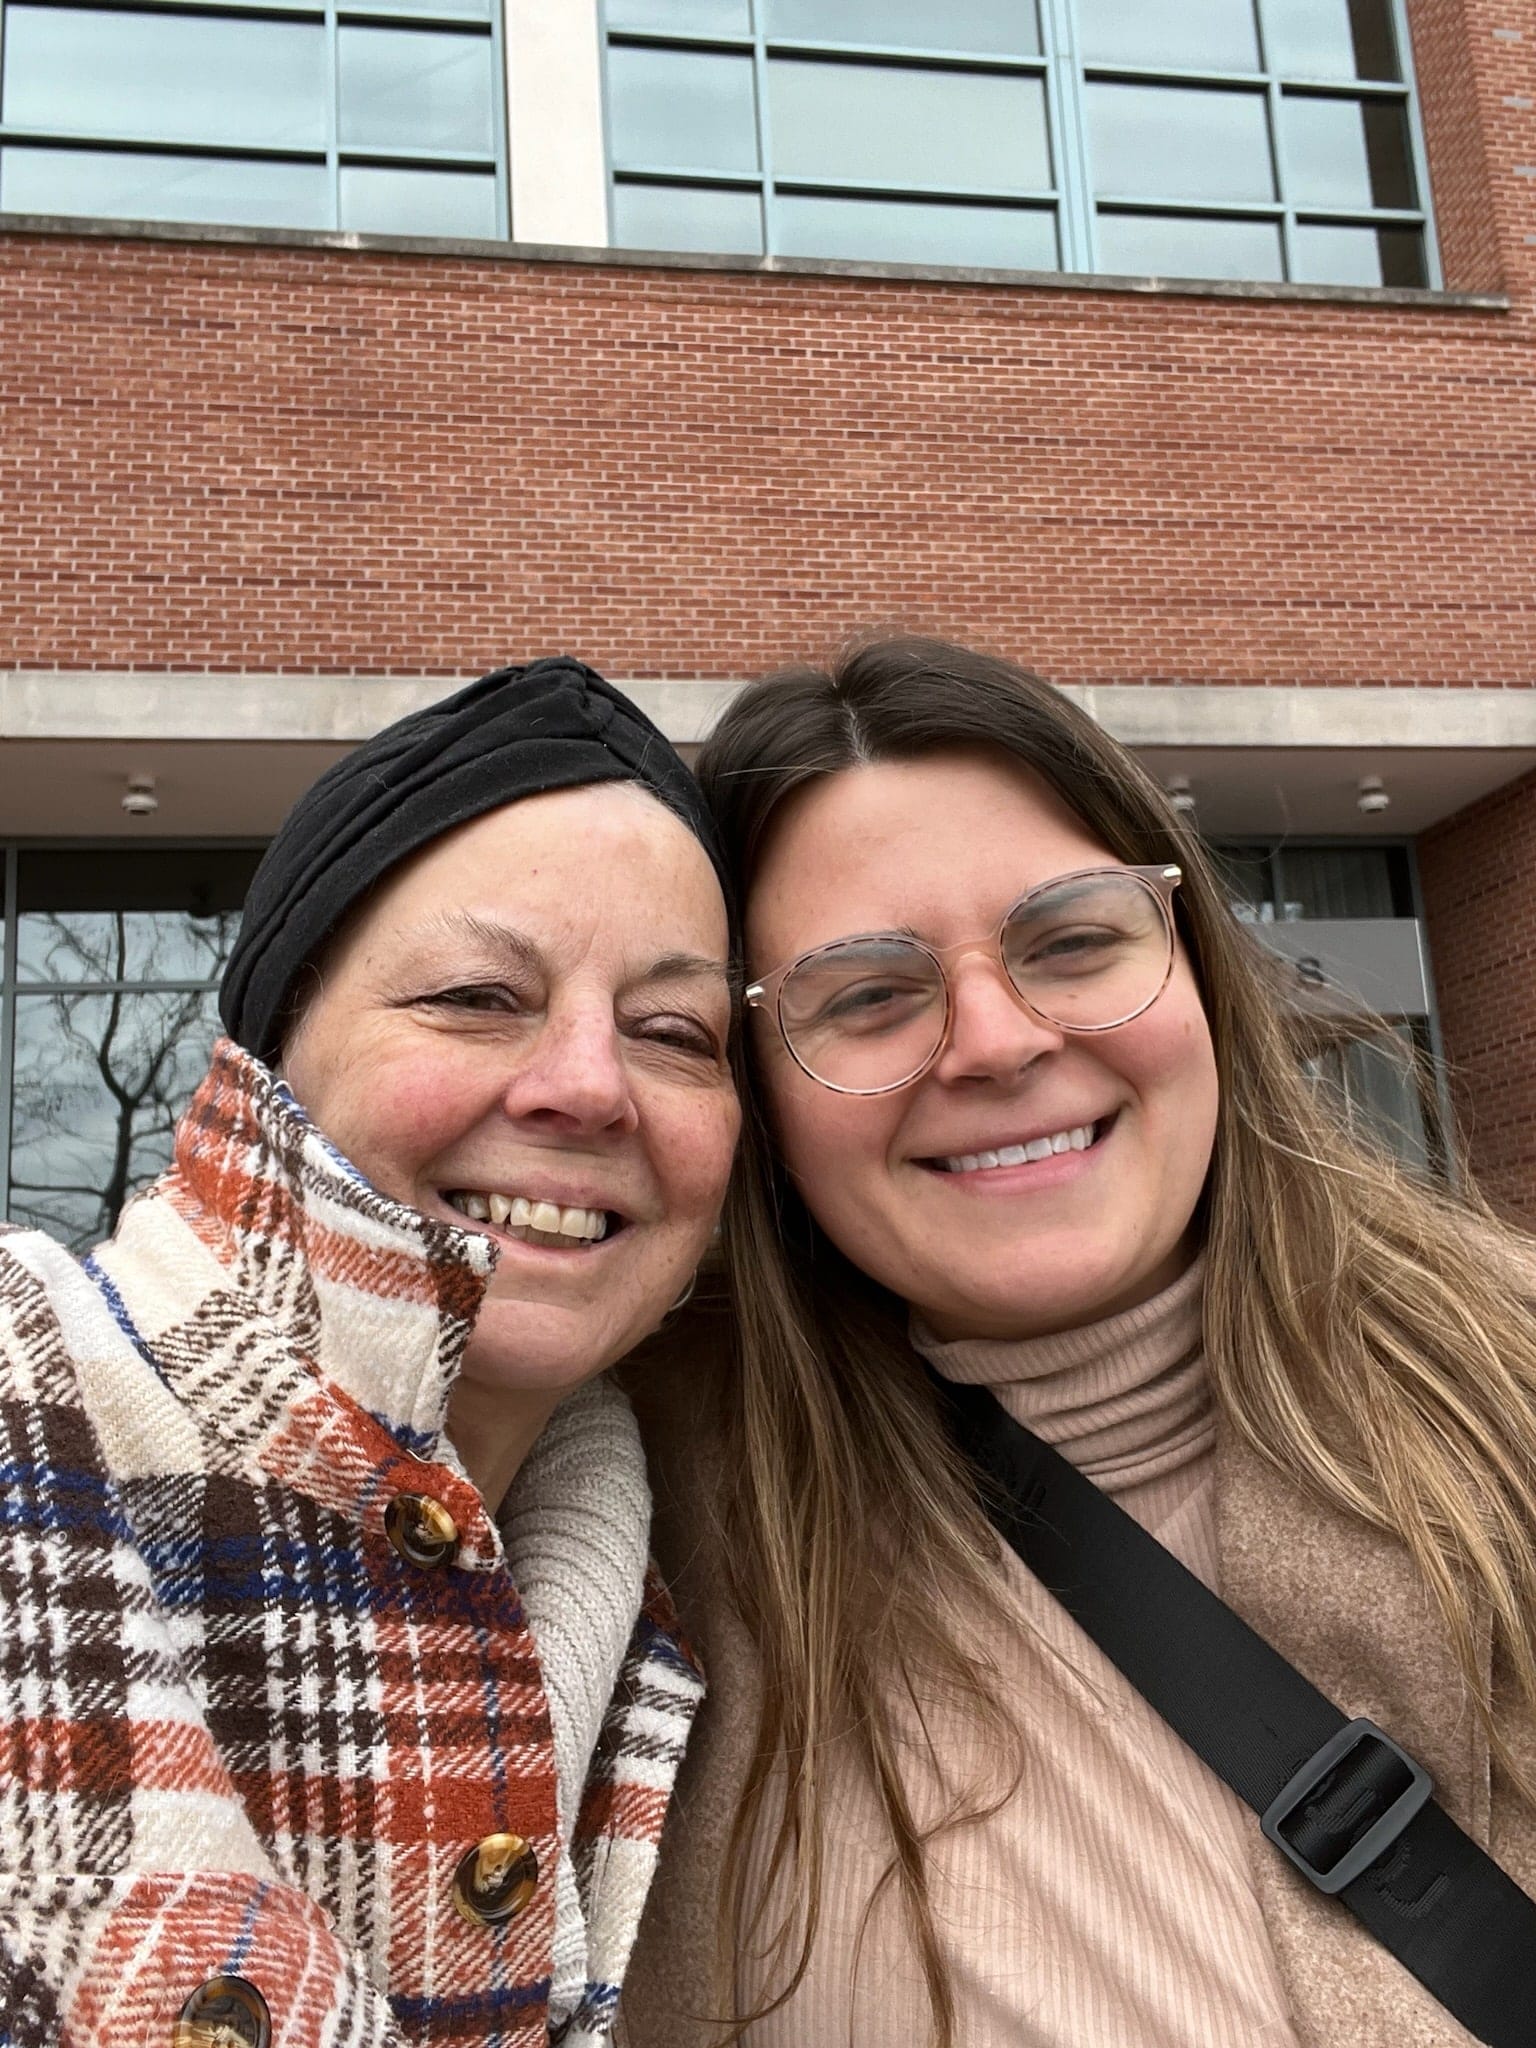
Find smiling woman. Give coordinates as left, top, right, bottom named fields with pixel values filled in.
left=624, top=636, right=1536, bottom=2048
left=282, top=781, right=736, bottom=1512
left=0, top=659, right=739, bottom=2048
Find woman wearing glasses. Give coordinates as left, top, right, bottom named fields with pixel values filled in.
left=622, top=636, right=1536, bottom=2048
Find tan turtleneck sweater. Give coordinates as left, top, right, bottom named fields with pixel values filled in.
left=732, top=1255, right=1301, bottom=2047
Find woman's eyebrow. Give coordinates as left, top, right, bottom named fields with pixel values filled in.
left=414, top=914, right=737, bottom=997
left=632, top=952, right=739, bottom=999
left=418, top=909, right=544, bottom=974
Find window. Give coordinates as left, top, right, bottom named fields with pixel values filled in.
left=0, top=0, right=504, bottom=237
left=605, top=0, right=1436, bottom=286
left=1210, top=838, right=1444, bottom=1173
left=0, top=844, right=263, bottom=1251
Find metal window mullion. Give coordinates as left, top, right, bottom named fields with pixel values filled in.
left=1095, top=194, right=1284, bottom=217
left=1293, top=203, right=1423, bottom=225
left=0, top=851, right=18, bottom=1223
left=1049, top=0, right=1094, bottom=274
left=1389, top=0, right=1442, bottom=287
left=1405, top=840, right=1458, bottom=1185
left=1251, top=0, right=1296, bottom=281
left=325, top=0, right=341, bottom=229
left=606, top=29, right=750, bottom=56
left=596, top=0, right=616, bottom=244
left=764, top=40, right=1045, bottom=77
left=752, top=0, right=773, bottom=258
left=13, top=979, right=222, bottom=996
left=612, top=164, right=765, bottom=189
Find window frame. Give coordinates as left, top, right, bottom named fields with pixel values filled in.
left=0, top=0, right=509, bottom=238
left=0, top=838, right=266, bottom=1235
left=601, top=0, right=1442, bottom=289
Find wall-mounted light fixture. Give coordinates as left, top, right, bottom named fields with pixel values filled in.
left=121, top=773, right=159, bottom=818
left=1165, top=775, right=1198, bottom=818
left=1356, top=776, right=1390, bottom=816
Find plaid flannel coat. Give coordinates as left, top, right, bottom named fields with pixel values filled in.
left=0, top=1040, right=704, bottom=2048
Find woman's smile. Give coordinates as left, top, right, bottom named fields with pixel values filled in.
left=914, top=1112, right=1113, bottom=1180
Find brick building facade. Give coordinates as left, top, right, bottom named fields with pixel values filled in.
left=0, top=0, right=1533, bottom=1234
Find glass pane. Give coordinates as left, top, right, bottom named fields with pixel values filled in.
left=0, top=146, right=331, bottom=228
left=339, top=28, right=495, bottom=154
left=1077, top=0, right=1259, bottom=73
left=1307, top=1025, right=1430, bottom=1171
left=775, top=191, right=1057, bottom=267
left=607, top=43, right=759, bottom=174
left=358, top=0, right=493, bottom=17
left=607, top=0, right=752, bottom=31
left=1263, top=0, right=1400, bottom=80
left=1095, top=207, right=1283, bottom=278
left=341, top=165, right=498, bottom=236
left=2, top=6, right=327, bottom=149
left=1209, top=844, right=1276, bottom=921
left=9, top=987, right=223, bottom=1252
left=1273, top=845, right=1405, bottom=919
left=770, top=60, right=1051, bottom=193
left=612, top=179, right=764, bottom=252
left=1281, top=93, right=1415, bottom=209
left=764, top=0, right=1038, bottom=56
left=1088, top=82, right=1273, bottom=201
left=16, top=847, right=259, bottom=983
left=1291, top=218, right=1425, bottom=285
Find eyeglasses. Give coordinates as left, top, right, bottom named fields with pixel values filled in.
left=745, top=864, right=1182, bottom=1096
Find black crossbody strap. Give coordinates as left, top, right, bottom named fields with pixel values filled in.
left=932, top=1370, right=1536, bottom=2048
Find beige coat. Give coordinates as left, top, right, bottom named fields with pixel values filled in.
left=619, top=1306, right=1536, bottom=2048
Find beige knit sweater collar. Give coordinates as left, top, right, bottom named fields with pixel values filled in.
left=913, top=1251, right=1211, bottom=1499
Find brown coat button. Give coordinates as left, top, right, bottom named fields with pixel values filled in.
left=452, top=1833, right=539, bottom=1927
left=384, top=1491, right=460, bottom=1569
left=174, top=1976, right=271, bottom=2048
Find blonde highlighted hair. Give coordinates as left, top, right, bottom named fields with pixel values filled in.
left=695, top=635, right=1536, bottom=2044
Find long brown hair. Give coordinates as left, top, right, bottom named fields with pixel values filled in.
left=696, top=634, right=1536, bottom=2042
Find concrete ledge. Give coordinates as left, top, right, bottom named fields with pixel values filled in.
left=8, top=673, right=1536, bottom=752
left=0, top=212, right=1509, bottom=314
left=1059, top=684, right=1536, bottom=751
left=0, top=671, right=742, bottom=744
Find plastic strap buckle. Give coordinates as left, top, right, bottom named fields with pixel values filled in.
left=1260, top=1716, right=1434, bottom=1896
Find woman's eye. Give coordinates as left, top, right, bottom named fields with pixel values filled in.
left=1026, top=927, right=1125, bottom=969
left=632, top=1013, right=720, bottom=1058
left=424, top=983, right=523, bottom=1013
left=822, top=979, right=932, bottom=1027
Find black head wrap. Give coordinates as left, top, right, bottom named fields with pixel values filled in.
left=220, top=656, right=729, bottom=1065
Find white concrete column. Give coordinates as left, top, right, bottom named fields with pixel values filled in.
left=504, top=0, right=610, bottom=247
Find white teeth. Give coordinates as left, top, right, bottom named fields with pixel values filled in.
left=939, top=1121, right=1099, bottom=1175
left=448, top=1191, right=609, bottom=1241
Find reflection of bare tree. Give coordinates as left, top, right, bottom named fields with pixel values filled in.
left=10, top=909, right=237, bottom=1248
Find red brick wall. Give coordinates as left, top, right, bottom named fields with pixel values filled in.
left=0, top=0, right=1532, bottom=684
left=1408, top=0, right=1504, bottom=293
left=1420, top=770, right=1536, bottom=1225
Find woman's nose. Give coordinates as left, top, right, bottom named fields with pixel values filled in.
left=500, top=1006, right=639, bottom=1134
left=931, top=950, right=1066, bottom=1085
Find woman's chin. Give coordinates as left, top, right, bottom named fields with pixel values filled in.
left=459, top=1286, right=682, bottom=1396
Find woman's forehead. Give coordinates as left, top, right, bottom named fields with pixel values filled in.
left=362, top=782, right=730, bottom=963
left=749, top=753, right=1112, bottom=944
